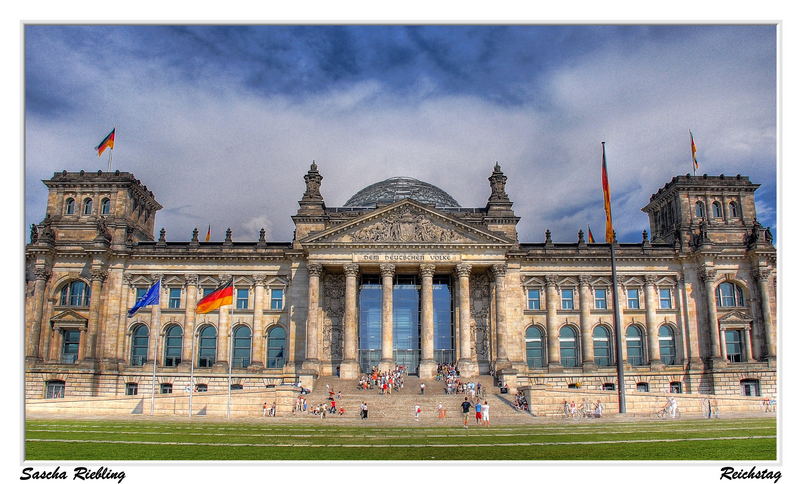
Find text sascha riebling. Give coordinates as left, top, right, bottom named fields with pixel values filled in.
left=20, top=466, right=125, bottom=483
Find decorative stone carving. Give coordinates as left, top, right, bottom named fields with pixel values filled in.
left=351, top=206, right=465, bottom=243
left=488, top=163, right=509, bottom=202
left=343, top=264, right=360, bottom=277
left=90, top=269, right=108, bottom=282
left=185, top=274, right=199, bottom=286
left=307, top=263, right=323, bottom=277
left=224, top=228, right=232, bottom=245
left=158, top=228, right=166, bottom=243
left=419, top=264, right=436, bottom=278
left=30, top=224, right=38, bottom=244
left=191, top=228, right=199, bottom=243
left=321, top=273, right=344, bottom=360
left=470, top=272, right=491, bottom=361
left=644, top=274, right=658, bottom=286
left=752, top=268, right=772, bottom=281
left=490, top=263, right=507, bottom=278
left=455, top=263, right=472, bottom=278
left=698, top=267, right=717, bottom=283
left=578, top=275, right=591, bottom=287
left=33, top=268, right=51, bottom=281
left=303, top=161, right=323, bottom=200
left=379, top=263, right=396, bottom=277
left=544, top=274, right=558, bottom=287
left=253, top=274, right=268, bottom=286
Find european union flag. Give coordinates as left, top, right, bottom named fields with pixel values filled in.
left=128, top=280, right=161, bottom=317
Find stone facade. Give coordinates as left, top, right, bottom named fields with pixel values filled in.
left=25, top=165, right=777, bottom=401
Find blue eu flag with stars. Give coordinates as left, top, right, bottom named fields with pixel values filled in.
left=128, top=280, right=161, bottom=317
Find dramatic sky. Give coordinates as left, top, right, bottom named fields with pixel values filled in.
left=24, top=25, right=777, bottom=243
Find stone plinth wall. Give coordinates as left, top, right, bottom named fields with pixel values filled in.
left=524, top=387, right=774, bottom=417
left=26, top=388, right=300, bottom=418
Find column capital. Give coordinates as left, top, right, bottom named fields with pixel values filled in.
left=490, top=263, right=507, bottom=278
left=644, top=274, right=658, bottom=286
left=419, top=264, right=436, bottom=278
left=544, top=274, right=558, bottom=287
left=33, top=268, right=51, bottom=281
left=698, top=267, right=717, bottom=283
left=307, top=263, right=323, bottom=277
left=752, top=267, right=773, bottom=282
left=122, top=274, right=134, bottom=286
left=90, top=269, right=108, bottom=282
left=578, top=274, right=591, bottom=287
left=185, top=274, right=199, bottom=286
left=455, top=263, right=472, bottom=278
left=379, top=263, right=396, bottom=277
left=344, top=263, right=360, bottom=277
left=253, top=274, right=268, bottom=286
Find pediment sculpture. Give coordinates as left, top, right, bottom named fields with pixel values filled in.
left=350, top=206, right=467, bottom=243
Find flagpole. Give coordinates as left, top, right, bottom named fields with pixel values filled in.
left=609, top=235, right=627, bottom=413
left=108, top=148, right=113, bottom=172
left=151, top=276, right=163, bottom=416
left=227, top=277, right=234, bottom=419
left=189, top=322, right=196, bottom=419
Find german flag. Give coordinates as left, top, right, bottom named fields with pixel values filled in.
left=205, top=225, right=211, bottom=242
left=95, top=128, right=115, bottom=156
left=601, top=142, right=614, bottom=243
left=196, top=280, right=233, bottom=314
left=587, top=225, right=596, bottom=244
left=689, top=129, right=699, bottom=172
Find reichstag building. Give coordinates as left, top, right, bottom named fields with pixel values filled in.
left=24, top=163, right=776, bottom=399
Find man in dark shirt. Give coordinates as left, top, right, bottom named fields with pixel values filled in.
left=461, top=397, right=472, bottom=429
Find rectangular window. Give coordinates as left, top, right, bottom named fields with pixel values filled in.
left=627, top=289, right=640, bottom=309
left=160, top=383, right=172, bottom=394
left=45, top=381, right=65, bottom=399
left=125, top=383, right=138, bottom=396
left=659, top=288, right=672, bottom=309
left=594, top=289, right=607, bottom=309
left=202, top=288, right=214, bottom=298
left=527, top=289, right=541, bottom=310
left=168, top=288, right=181, bottom=309
left=136, top=287, right=147, bottom=303
left=236, top=288, right=249, bottom=309
left=270, top=288, right=284, bottom=310
left=61, top=329, right=80, bottom=364
left=561, top=289, right=574, bottom=310
left=669, top=382, right=682, bottom=394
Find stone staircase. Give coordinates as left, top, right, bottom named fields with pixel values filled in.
left=288, top=375, right=535, bottom=423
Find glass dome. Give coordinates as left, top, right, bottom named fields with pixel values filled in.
left=343, top=176, right=460, bottom=208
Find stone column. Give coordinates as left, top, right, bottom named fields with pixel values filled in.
left=85, top=268, right=107, bottom=362
left=674, top=276, right=690, bottom=365
left=699, top=268, right=722, bottom=361
left=456, top=263, right=477, bottom=376
left=340, top=264, right=360, bottom=379
left=744, top=327, right=754, bottom=362
left=181, top=274, right=198, bottom=365
left=720, top=327, right=728, bottom=361
left=302, top=263, right=323, bottom=372
left=491, top=264, right=510, bottom=370
left=26, top=268, right=50, bottom=361
left=251, top=275, right=267, bottom=368
left=115, top=275, right=132, bottom=361
left=577, top=276, right=594, bottom=369
left=379, top=263, right=395, bottom=371
left=418, top=264, right=436, bottom=379
left=545, top=275, right=561, bottom=367
left=644, top=275, right=662, bottom=366
left=753, top=268, right=776, bottom=361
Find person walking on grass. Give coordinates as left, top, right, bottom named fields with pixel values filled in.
left=461, top=397, right=472, bottom=429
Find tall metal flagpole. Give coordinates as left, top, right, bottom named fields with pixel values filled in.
left=609, top=235, right=627, bottom=413
left=189, top=322, right=196, bottom=419
left=107, top=148, right=113, bottom=172
left=227, top=278, right=234, bottom=419
left=151, top=277, right=163, bottom=416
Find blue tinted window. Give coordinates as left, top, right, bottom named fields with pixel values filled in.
left=169, top=288, right=181, bottom=308
left=561, top=289, right=574, bottom=310
left=525, top=326, right=545, bottom=368
left=267, top=326, right=286, bottom=368
left=593, top=326, right=612, bottom=367
left=626, top=326, right=644, bottom=366
left=130, top=325, right=149, bottom=366
left=559, top=326, right=579, bottom=367
left=236, top=288, right=249, bottom=309
left=232, top=325, right=251, bottom=368
left=659, top=289, right=672, bottom=309
left=594, top=289, right=607, bottom=309
left=527, top=289, right=541, bottom=310
left=164, top=325, right=182, bottom=367
left=198, top=326, right=217, bottom=367
left=433, top=276, right=454, bottom=365
left=659, top=325, right=676, bottom=365
left=270, top=288, right=284, bottom=310
left=358, top=275, right=382, bottom=371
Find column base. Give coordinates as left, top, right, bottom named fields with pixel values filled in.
left=378, top=359, right=394, bottom=372
left=339, top=360, right=360, bottom=379
left=418, top=359, right=437, bottom=379
left=493, top=357, right=511, bottom=373
left=649, top=361, right=666, bottom=371
left=582, top=362, right=597, bottom=372
left=765, top=356, right=777, bottom=368
left=456, top=359, right=479, bottom=378
left=249, top=361, right=265, bottom=370
left=709, top=357, right=728, bottom=370
left=547, top=363, right=563, bottom=373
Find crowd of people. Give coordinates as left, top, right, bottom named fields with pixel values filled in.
left=356, top=365, right=407, bottom=394
left=561, top=398, right=604, bottom=418
left=513, top=391, right=529, bottom=412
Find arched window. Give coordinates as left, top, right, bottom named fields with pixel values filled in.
left=525, top=326, right=545, bottom=368
left=559, top=326, right=579, bottom=368
left=658, top=325, right=677, bottom=365
left=59, top=280, right=91, bottom=307
left=130, top=325, right=149, bottom=366
left=232, top=325, right=252, bottom=368
left=695, top=201, right=705, bottom=218
left=83, top=198, right=93, bottom=215
left=65, top=198, right=75, bottom=215
left=100, top=198, right=111, bottom=215
left=198, top=326, right=217, bottom=368
left=593, top=326, right=613, bottom=367
left=716, top=282, right=745, bottom=307
left=712, top=201, right=723, bottom=218
left=626, top=325, right=645, bottom=366
left=163, top=325, right=182, bottom=367
left=729, top=201, right=739, bottom=218
left=267, top=326, right=286, bottom=368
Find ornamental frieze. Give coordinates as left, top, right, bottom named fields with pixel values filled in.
left=349, top=206, right=469, bottom=243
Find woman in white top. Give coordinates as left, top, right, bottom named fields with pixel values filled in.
left=481, top=400, right=490, bottom=426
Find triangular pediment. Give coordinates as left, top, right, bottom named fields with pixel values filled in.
left=718, top=310, right=753, bottom=323
left=302, top=199, right=512, bottom=247
left=51, top=309, right=88, bottom=323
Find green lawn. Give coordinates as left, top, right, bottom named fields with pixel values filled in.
left=25, top=417, right=777, bottom=461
